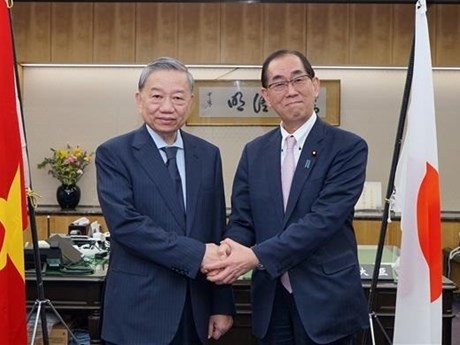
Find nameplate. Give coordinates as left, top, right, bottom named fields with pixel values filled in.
left=360, top=263, right=394, bottom=281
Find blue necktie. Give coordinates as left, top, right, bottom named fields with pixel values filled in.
left=162, top=147, right=186, bottom=218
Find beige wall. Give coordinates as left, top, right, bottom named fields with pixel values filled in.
left=22, top=65, right=460, bottom=210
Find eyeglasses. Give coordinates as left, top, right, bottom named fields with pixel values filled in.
left=267, top=74, right=311, bottom=93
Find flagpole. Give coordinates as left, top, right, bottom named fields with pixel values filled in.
left=361, top=29, right=416, bottom=345
left=7, top=6, right=81, bottom=345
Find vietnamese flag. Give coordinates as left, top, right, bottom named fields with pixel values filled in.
left=393, top=0, right=442, bottom=344
left=0, top=2, right=28, bottom=344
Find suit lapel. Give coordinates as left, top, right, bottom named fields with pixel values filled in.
left=182, top=132, right=201, bottom=236
left=132, top=127, right=186, bottom=232
left=284, top=119, right=326, bottom=222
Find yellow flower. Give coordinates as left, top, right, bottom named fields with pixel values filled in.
left=38, top=144, right=94, bottom=185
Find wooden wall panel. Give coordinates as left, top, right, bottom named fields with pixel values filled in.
left=221, top=3, right=264, bottom=64
left=434, top=5, right=460, bottom=67
left=387, top=221, right=401, bottom=247
left=51, top=3, right=93, bottom=63
left=426, top=5, right=438, bottom=66
left=354, top=219, right=460, bottom=251
left=353, top=219, right=389, bottom=245
left=391, top=4, right=413, bottom=66
left=306, top=4, right=350, bottom=66
left=178, top=3, right=220, bottom=64
left=349, top=4, right=393, bottom=66
left=12, top=2, right=51, bottom=63
left=24, top=216, right=48, bottom=244
left=135, top=3, right=178, bottom=64
left=442, top=222, right=460, bottom=250
left=93, top=3, right=135, bottom=63
left=11, top=3, right=460, bottom=67
left=263, top=4, right=306, bottom=58
left=354, top=219, right=402, bottom=247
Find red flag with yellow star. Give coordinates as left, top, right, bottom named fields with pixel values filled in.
left=0, top=2, right=28, bottom=344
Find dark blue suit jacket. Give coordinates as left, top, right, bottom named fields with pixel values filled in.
left=96, top=125, right=235, bottom=345
left=226, top=119, right=369, bottom=343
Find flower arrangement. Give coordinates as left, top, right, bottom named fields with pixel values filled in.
left=38, top=145, right=94, bottom=186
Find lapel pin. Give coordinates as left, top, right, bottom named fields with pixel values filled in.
left=304, top=159, right=311, bottom=169
left=312, top=151, right=317, bottom=157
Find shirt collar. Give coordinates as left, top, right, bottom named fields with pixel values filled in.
left=280, top=112, right=317, bottom=149
left=145, top=124, right=184, bottom=150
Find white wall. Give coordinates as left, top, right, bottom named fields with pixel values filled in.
left=22, top=65, right=460, bottom=210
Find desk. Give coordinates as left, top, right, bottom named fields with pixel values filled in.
left=25, top=272, right=105, bottom=344
left=26, top=274, right=457, bottom=345
left=213, top=277, right=458, bottom=345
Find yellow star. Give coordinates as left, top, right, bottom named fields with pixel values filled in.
left=0, top=167, right=25, bottom=279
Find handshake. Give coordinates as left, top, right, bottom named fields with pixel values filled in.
left=201, top=239, right=260, bottom=285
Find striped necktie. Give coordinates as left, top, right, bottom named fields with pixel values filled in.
left=162, top=146, right=185, bottom=218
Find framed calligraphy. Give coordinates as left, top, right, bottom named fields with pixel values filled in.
left=186, top=79, right=341, bottom=126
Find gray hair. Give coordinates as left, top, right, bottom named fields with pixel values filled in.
left=138, top=57, right=194, bottom=92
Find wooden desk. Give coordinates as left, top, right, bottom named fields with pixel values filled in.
left=25, top=271, right=105, bottom=344
left=26, top=273, right=457, bottom=345
left=214, top=278, right=458, bottom=345
left=361, top=277, right=457, bottom=345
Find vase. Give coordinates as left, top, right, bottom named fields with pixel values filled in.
left=56, top=184, right=81, bottom=210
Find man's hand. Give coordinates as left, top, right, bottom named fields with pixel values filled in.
left=208, top=314, right=233, bottom=340
left=203, top=238, right=259, bottom=284
left=201, top=242, right=231, bottom=274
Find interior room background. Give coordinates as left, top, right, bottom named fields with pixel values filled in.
left=12, top=2, right=460, bottom=210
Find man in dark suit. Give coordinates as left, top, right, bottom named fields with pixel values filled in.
left=204, top=50, right=369, bottom=344
left=96, top=57, right=234, bottom=345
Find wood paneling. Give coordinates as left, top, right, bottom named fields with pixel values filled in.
left=25, top=214, right=459, bottom=251
left=354, top=218, right=460, bottom=250
left=12, top=2, right=51, bottom=63
left=263, top=4, right=306, bottom=57
left=442, top=222, right=460, bottom=250
left=93, top=3, right=135, bottom=63
left=221, top=3, right=264, bottom=64
left=391, top=4, right=413, bottom=66
left=353, top=219, right=401, bottom=246
left=354, top=219, right=385, bottom=245
left=51, top=3, right=93, bottom=63
left=434, top=5, right=460, bottom=67
left=48, top=215, right=108, bottom=235
left=23, top=214, right=108, bottom=243
left=24, top=216, right=48, bottom=245
left=135, top=3, right=178, bottom=63
left=306, top=4, right=350, bottom=66
left=178, top=3, right=220, bottom=64
left=349, top=4, right=393, bottom=66
left=10, top=3, right=460, bottom=66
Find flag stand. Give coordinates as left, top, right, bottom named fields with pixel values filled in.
left=25, top=196, right=81, bottom=345
left=360, top=34, right=416, bottom=345
left=6, top=7, right=82, bottom=344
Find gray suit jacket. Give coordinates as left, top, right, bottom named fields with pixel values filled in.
left=96, top=125, right=235, bottom=345
left=226, top=119, right=369, bottom=343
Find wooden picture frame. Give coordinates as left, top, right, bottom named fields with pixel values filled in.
left=186, top=79, right=341, bottom=126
